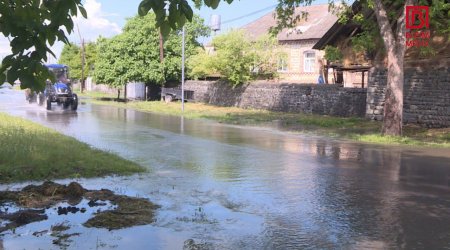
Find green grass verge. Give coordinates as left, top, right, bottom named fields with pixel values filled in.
left=0, top=112, right=145, bottom=183
left=351, top=134, right=450, bottom=147
left=75, top=90, right=116, bottom=99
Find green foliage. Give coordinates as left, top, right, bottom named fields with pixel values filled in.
left=188, top=48, right=219, bottom=79
left=0, top=0, right=87, bottom=90
left=95, top=13, right=209, bottom=88
left=250, top=34, right=282, bottom=76
left=324, top=45, right=343, bottom=63
left=427, top=0, right=450, bottom=35
left=188, top=30, right=281, bottom=86
left=58, top=43, right=81, bottom=80
left=58, top=42, right=97, bottom=81
left=333, top=0, right=449, bottom=56
left=212, top=30, right=254, bottom=85
left=85, top=43, right=98, bottom=77
left=94, top=36, right=130, bottom=88
left=351, top=31, right=378, bottom=54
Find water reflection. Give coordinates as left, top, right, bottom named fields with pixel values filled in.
left=1, top=90, right=450, bottom=249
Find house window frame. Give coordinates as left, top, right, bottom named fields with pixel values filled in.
left=277, top=56, right=288, bottom=72
left=303, top=51, right=316, bottom=73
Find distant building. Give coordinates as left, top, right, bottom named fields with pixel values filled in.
left=241, top=4, right=337, bottom=83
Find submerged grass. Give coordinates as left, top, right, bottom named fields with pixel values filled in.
left=88, top=99, right=450, bottom=147
left=0, top=112, right=145, bottom=183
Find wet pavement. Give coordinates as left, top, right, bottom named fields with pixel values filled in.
left=1, top=87, right=450, bottom=249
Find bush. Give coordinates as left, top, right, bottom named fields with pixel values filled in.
left=188, top=30, right=281, bottom=86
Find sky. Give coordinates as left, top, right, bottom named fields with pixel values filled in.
left=0, top=0, right=328, bottom=63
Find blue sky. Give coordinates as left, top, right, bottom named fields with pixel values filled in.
left=100, top=0, right=279, bottom=32
left=0, top=0, right=329, bottom=62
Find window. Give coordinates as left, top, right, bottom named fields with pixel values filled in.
left=277, top=57, right=288, bottom=72
left=303, top=51, right=315, bottom=73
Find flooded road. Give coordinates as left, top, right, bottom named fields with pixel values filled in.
left=1, top=87, right=450, bottom=249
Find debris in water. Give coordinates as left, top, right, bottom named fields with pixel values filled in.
left=0, top=181, right=160, bottom=232
left=183, top=239, right=214, bottom=250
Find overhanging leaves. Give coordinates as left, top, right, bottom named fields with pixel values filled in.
left=0, top=0, right=87, bottom=91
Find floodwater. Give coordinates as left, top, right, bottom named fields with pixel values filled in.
left=1, top=87, right=450, bottom=249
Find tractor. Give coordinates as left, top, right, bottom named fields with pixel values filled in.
left=25, top=64, right=78, bottom=111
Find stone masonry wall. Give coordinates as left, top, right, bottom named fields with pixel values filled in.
left=366, top=66, right=450, bottom=128
left=185, top=80, right=367, bottom=117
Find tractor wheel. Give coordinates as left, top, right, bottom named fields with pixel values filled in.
left=71, top=94, right=78, bottom=111
left=46, top=97, right=52, bottom=110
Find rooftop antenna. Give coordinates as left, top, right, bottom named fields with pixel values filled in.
left=210, top=14, right=221, bottom=35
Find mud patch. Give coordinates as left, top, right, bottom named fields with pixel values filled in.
left=83, top=195, right=160, bottom=230
left=0, top=181, right=159, bottom=232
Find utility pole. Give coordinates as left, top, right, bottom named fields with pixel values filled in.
left=181, top=26, right=185, bottom=112
left=159, top=31, right=164, bottom=62
left=76, top=24, right=86, bottom=93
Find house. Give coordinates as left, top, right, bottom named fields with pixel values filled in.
left=312, top=2, right=450, bottom=88
left=311, top=3, right=450, bottom=127
left=241, top=4, right=337, bottom=83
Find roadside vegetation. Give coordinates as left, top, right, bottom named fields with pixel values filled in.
left=0, top=112, right=145, bottom=183
left=86, top=99, right=450, bottom=147
left=188, top=30, right=282, bottom=86
left=75, top=90, right=116, bottom=99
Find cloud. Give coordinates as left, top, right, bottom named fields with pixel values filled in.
left=0, top=0, right=122, bottom=63
left=47, top=0, right=122, bottom=62
left=72, top=0, right=122, bottom=42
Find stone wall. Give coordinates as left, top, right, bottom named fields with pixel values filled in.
left=185, top=80, right=367, bottom=117
left=366, top=66, right=450, bottom=128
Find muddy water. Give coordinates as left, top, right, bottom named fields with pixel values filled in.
left=1, top=87, right=450, bottom=249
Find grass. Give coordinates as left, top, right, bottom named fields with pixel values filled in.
left=0, top=112, right=145, bottom=183
left=75, top=90, right=116, bottom=99
left=351, top=133, right=450, bottom=147
left=87, top=99, right=450, bottom=147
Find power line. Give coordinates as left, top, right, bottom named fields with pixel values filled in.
left=221, top=4, right=277, bottom=25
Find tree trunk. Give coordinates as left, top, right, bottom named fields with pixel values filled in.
left=124, top=84, right=127, bottom=101
left=159, top=31, right=164, bottom=63
left=372, top=0, right=411, bottom=136
left=382, top=52, right=404, bottom=135
left=117, top=89, right=121, bottom=101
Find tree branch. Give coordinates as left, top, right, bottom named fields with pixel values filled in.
left=372, top=0, right=395, bottom=52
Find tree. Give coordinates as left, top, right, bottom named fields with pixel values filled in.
left=371, top=0, right=412, bottom=136
left=58, top=42, right=97, bottom=81
left=94, top=36, right=128, bottom=98
left=58, top=43, right=81, bottom=80
left=0, top=0, right=86, bottom=90
left=94, top=13, right=209, bottom=96
left=138, top=0, right=449, bottom=136
left=335, top=0, right=448, bottom=135
left=188, top=30, right=281, bottom=86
